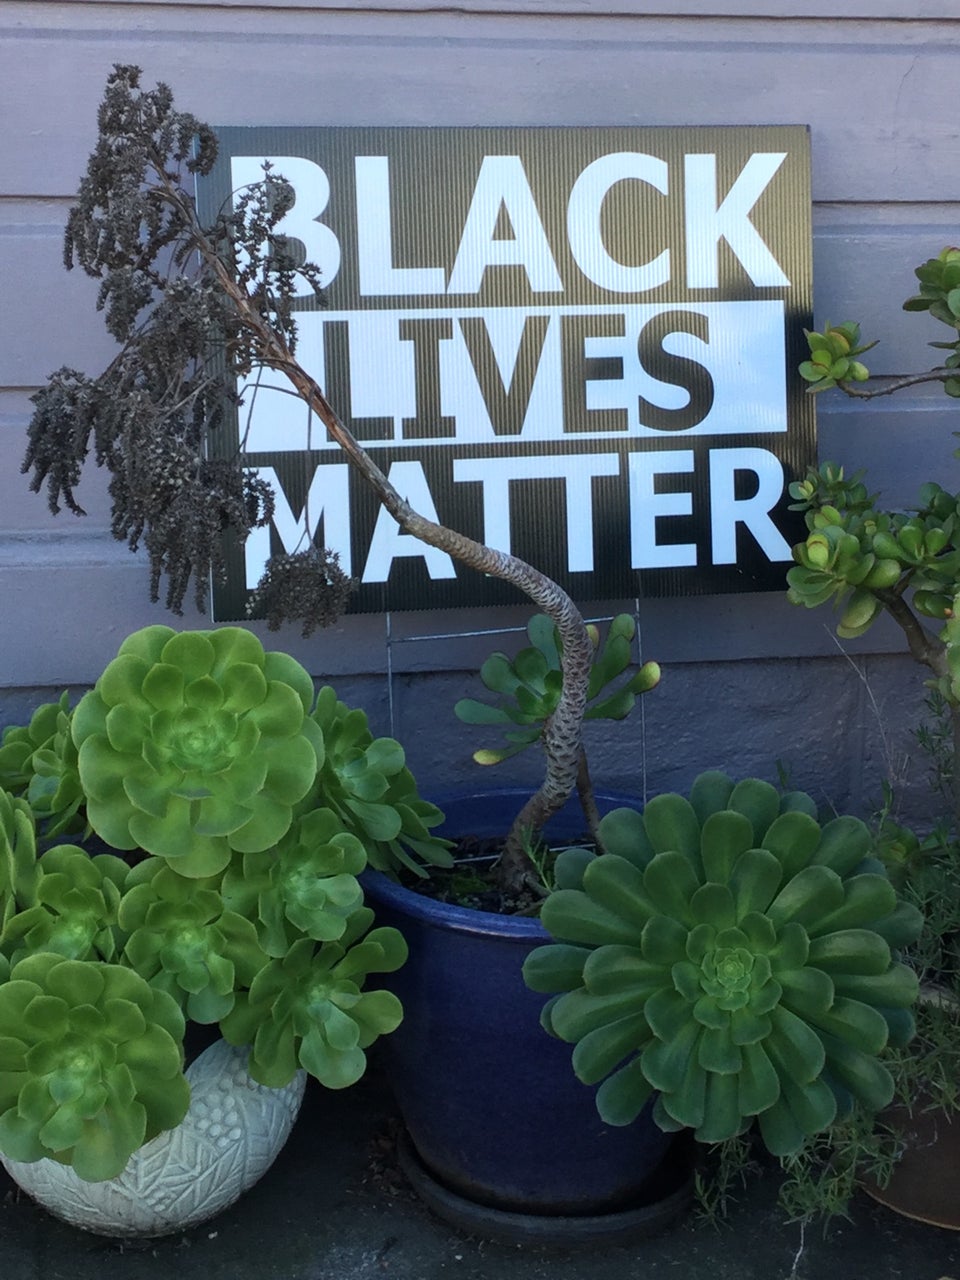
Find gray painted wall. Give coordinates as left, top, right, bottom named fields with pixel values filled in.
left=1, top=2, right=958, bottom=827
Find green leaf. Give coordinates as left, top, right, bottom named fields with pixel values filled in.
left=581, top=855, right=656, bottom=931
left=643, top=850, right=700, bottom=921
left=344, top=799, right=402, bottom=842
left=737, top=1041, right=780, bottom=1116
left=699, top=810, right=754, bottom=884
left=522, top=944, right=590, bottom=993
left=766, top=866, right=844, bottom=930
left=541, top=889, right=639, bottom=946
left=829, top=963, right=918, bottom=1010
left=761, top=811, right=823, bottom=880
left=698, top=1025, right=742, bottom=1075
left=756, top=1097, right=807, bottom=1157
left=688, top=771, right=735, bottom=824
left=805, top=929, right=891, bottom=975
left=766, top=1006, right=826, bottom=1085
left=642, top=794, right=702, bottom=858
left=806, top=873, right=897, bottom=936
left=453, top=699, right=516, bottom=726
left=728, top=848, right=784, bottom=918
left=596, top=806, right=655, bottom=869
left=549, top=987, right=649, bottom=1042
left=820, top=1033, right=895, bottom=1112
left=595, top=1057, right=655, bottom=1126
left=582, top=946, right=665, bottom=997
left=810, top=815, right=873, bottom=876
left=572, top=1014, right=649, bottom=1084
left=727, top=779, right=780, bottom=846
left=696, top=1071, right=744, bottom=1144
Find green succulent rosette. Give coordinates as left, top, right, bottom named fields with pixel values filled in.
left=220, top=915, right=407, bottom=1090
left=0, top=695, right=85, bottom=840
left=0, top=696, right=65, bottom=792
left=524, top=772, right=922, bottom=1157
left=309, top=686, right=452, bottom=876
left=72, top=625, right=322, bottom=877
left=0, top=788, right=42, bottom=930
left=0, top=952, right=189, bottom=1181
left=118, top=858, right=267, bottom=1023
left=220, top=807, right=366, bottom=955
left=1, top=843, right=128, bottom=965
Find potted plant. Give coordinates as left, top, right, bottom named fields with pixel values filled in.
left=0, top=622, right=441, bottom=1238
left=20, top=63, right=599, bottom=899
left=361, top=613, right=681, bottom=1243
left=21, top=66, right=874, bottom=1241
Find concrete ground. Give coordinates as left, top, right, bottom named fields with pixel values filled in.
left=3, top=1070, right=960, bottom=1280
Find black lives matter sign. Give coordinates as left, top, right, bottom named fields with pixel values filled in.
left=197, top=126, right=813, bottom=617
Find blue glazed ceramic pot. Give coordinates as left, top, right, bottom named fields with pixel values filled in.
left=363, top=788, right=681, bottom=1217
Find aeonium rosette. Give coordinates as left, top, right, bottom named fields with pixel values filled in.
left=523, top=772, right=923, bottom=1156
left=71, top=626, right=323, bottom=877
left=220, top=913, right=408, bottom=1090
left=0, top=952, right=189, bottom=1181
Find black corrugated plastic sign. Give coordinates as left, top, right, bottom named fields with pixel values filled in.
left=196, top=125, right=814, bottom=617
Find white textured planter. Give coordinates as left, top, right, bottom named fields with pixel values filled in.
left=0, top=1039, right=306, bottom=1238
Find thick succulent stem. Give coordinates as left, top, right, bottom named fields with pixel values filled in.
left=274, top=352, right=592, bottom=892
left=875, top=588, right=948, bottom=678
left=575, top=748, right=603, bottom=849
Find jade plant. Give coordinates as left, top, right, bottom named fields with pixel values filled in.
left=523, top=771, right=922, bottom=1157
left=0, top=622, right=446, bottom=1181
left=787, top=247, right=960, bottom=825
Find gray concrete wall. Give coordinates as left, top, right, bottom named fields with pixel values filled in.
left=2, top=1, right=958, bottom=827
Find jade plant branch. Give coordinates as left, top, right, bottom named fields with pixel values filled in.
left=789, top=276, right=960, bottom=830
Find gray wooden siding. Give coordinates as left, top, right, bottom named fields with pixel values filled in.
left=1, top=2, right=957, bottom=819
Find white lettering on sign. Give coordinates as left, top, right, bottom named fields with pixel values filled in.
left=231, top=146, right=790, bottom=300
left=567, top=153, right=671, bottom=294
left=242, top=446, right=792, bottom=591
left=243, top=464, right=351, bottom=582
left=355, top=157, right=447, bottom=297
left=447, top=156, right=564, bottom=295
left=453, top=454, right=620, bottom=572
left=628, top=450, right=697, bottom=569
left=684, top=153, right=790, bottom=289
left=236, top=302, right=785, bottom=452
left=709, top=447, right=792, bottom=563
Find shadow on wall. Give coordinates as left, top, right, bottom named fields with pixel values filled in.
left=388, top=653, right=941, bottom=831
